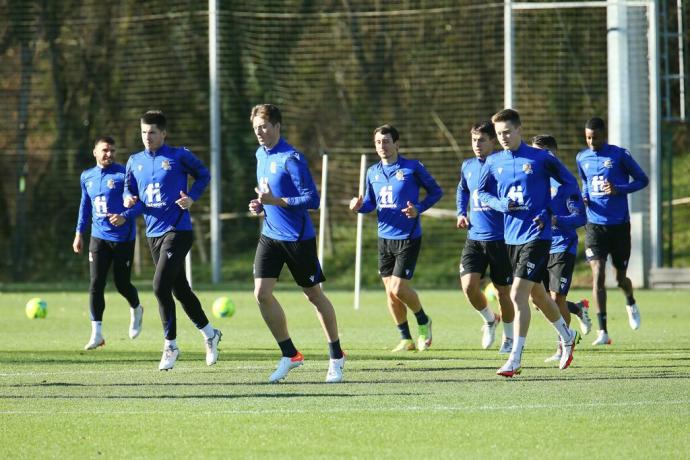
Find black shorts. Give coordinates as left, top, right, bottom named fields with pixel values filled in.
left=543, top=251, right=576, bottom=295
left=378, top=237, right=421, bottom=279
left=584, top=222, right=631, bottom=270
left=253, top=235, right=325, bottom=288
left=507, top=239, right=550, bottom=283
left=459, top=239, right=513, bottom=286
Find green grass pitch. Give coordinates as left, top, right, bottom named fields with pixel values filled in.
left=1, top=288, right=689, bottom=458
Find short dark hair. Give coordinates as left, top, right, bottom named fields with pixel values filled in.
left=491, top=108, right=521, bottom=127
left=94, top=136, right=115, bottom=147
left=250, top=104, right=282, bottom=125
left=373, top=124, right=399, bottom=143
left=531, top=134, right=558, bottom=152
left=585, top=117, right=605, bottom=131
left=471, top=121, right=496, bottom=139
left=141, top=110, right=167, bottom=130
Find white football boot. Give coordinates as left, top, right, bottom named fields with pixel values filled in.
left=544, top=342, right=562, bottom=363
left=498, top=336, right=513, bottom=355
left=497, top=359, right=521, bottom=377
left=559, top=329, right=580, bottom=370
left=269, top=352, right=304, bottom=383
left=626, top=303, right=641, bottom=330
left=129, top=305, right=144, bottom=339
left=205, top=329, right=223, bottom=366
left=592, top=330, right=612, bottom=346
left=84, top=333, right=105, bottom=350
left=575, top=299, right=592, bottom=335
left=159, top=346, right=180, bottom=371
left=326, top=355, right=346, bottom=383
left=481, top=315, right=501, bottom=349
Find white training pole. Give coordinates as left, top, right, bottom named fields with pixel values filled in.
left=318, top=153, right=328, bottom=269
left=209, top=0, right=222, bottom=284
left=354, top=154, right=366, bottom=310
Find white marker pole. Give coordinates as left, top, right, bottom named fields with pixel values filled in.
left=318, top=153, right=328, bottom=270
left=354, top=154, right=366, bottom=310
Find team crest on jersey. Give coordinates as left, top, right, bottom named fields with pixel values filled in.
left=107, top=179, right=115, bottom=189
left=603, top=159, right=614, bottom=169
left=522, top=163, right=533, bottom=174
left=86, top=180, right=93, bottom=189
left=395, top=170, right=405, bottom=181
left=137, top=164, right=143, bottom=171
left=270, top=161, right=277, bottom=174
left=162, top=159, right=171, bottom=170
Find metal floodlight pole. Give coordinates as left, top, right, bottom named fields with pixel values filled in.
left=209, top=0, right=222, bottom=283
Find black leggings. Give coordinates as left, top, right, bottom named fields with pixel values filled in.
left=89, top=237, right=140, bottom=321
left=148, top=231, right=209, bottom=340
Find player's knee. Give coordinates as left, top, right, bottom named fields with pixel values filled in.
left=254, top=287, right=272, bottom=305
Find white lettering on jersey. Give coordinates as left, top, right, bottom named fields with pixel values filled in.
left=145, top=183, right=164, bottom=207
left=379, top=185, right=395, bottom=208
left=507, top=185, right=525, bottom=204
left=590, top=175, right=606, bottom=196
left=93, top=196, right=107, bottom=216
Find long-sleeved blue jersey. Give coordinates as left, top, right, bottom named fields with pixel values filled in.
left=75, top=163, right=138, bottom=242
left=256, top=138, right=319, bottom=242
left=125, top=144, right=210, bottom=237
left=549, top=178, right=586, bottom=254
left=358, top=155, right=443, bottom=240
left=457, top=156, right=505, bottom=241
left=576, top=143, right=649, bottom=225
left=477, top=142, right=578, bottom=245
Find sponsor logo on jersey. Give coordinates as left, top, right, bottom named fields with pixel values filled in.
left=395, top=170, right=405, bottom=181
left=522, top=163, right=533, bottom=174
left=603, top=159, right=614, bottom=169
left=107, top=179, right=115, bottom=189
left=162, top=159, right=171, bottom=170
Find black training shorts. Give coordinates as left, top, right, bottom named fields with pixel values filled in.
left=378, top=237, right=421, bottom=280
left=543, top=251, right=576, bottom=295
left=584, top=222, right=631, bottom=271
left=253, top=235, right=325, bottom=288
left=459, top=239, right=513, bottom=286
left=507, top=239, right=550, bottom=283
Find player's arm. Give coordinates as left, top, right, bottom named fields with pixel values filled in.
left=614, top=150, right=649, bottom=194
left=283, top=156, right=320, bottom=209
left=456, top=164, right=470, bottom=228
left=576, top=156, right=590, bottom=205
left=356, top=172, right=377, bottom=214
left=545, top=152, right=578, bottom=189
left=411, top=161, right=443, bottom=214
left=553, top=187, right=586, bottom=230
left=180, top=148, right=211, bottom=202
left=477, top=160, right=511, bottom=213
left=73, top=174, right=91, bottom=254
left=123, top=157, right=141, bottom=208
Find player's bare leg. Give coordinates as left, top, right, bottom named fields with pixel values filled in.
left=383, top=276, right=415, bottom=351
left=461, top=272, right=503, bottom=349
left=302, top=284, right=339, bottom=342
left=254, top=277, right=289, bottom=342
left=387, top=276, right=432, bottom=350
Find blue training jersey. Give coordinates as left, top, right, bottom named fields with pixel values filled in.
left=75, top=163, right=138, bottom=242
left=359, top=155, right=443, bottom=240
left=549, top=178, right=586, bottom=254
left=125, top=144, right=210, bottom=237
left=576, top=143, right=649, bottom=225
left=477, top=142, right=578, bottom=245
left=255, top=138, right=319, bottom=242
left=457, top=155, right=504, bottom=241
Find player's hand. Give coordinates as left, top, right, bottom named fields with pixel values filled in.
left=107, top=213, right=126, bottom=226
left=507, top=199, right=520, bottom=211
left=176, top=191, right=194, bottom=209
left=583, top=196, right=590, bottom=207
left=254, top=183, right=281, bottom=206
left=402, top=201, right=418, bottom=218
left=72, top=234, right=82, bottom=254
left=349, top=195, right=363, bottom=212
left=124, top=195, right=138, bottom=208
left=533, top=215, right=545, bottom=230
left=457, top=215, right=469, bottom=229
left=602, top=180, right=617, bottom=195
left=249, top=198, right=264, bottom=215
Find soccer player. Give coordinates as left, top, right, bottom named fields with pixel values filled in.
left=350, top=124, right=442, bottom=352
left=576, top=117, right=649, bottom=345
left=73, top=136, right=144, bottom=350
left=124, top=110, right=221, bottom=370
left=456, top=121, right=515, bottom=352
left=531, top=134, right=592, bottom=362
left=249, top=103, right=345, bottom=383
left=477, top=109, right=580, bottom=377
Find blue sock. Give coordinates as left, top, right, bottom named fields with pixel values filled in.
left=414, top=308, right=429, bottom=326
left=397, top=321, right=412, bottom=340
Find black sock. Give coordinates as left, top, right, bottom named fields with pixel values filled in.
left=278, top=338, right=298, bottom=358
left=597, top=313, right=608, bottom=333
left=414, top=308, right=429, bottom=326
left=567, top=300, right=581, bottom=316
left=328, top=339, right=344, bottom=359
left=626, top=295, right=636, bottom=306
left=397, top=321, right=412, bottom=340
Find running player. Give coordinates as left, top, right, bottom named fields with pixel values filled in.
left=531, top=134, right=591, bottom=362
left=477, top=109, right=580, bottom=377
left=456, top=121, right=515, bottom=352
left=73, top=136, right=144, bottom=350
left=576, top=117, right=649, bottom=345
left=350, top=124, right=442, bottom=352
left=124, top=110, right=222, bottom=370
left=249, top=103, right=345, bottom=383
